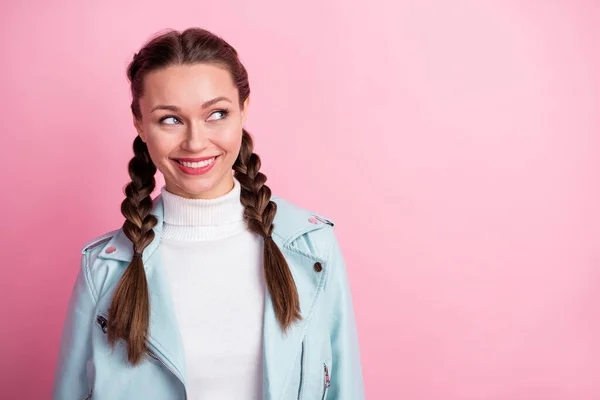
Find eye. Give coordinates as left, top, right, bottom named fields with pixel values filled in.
left=159, top=115, right=181, bottom=125
left=207, top=109, right=230, bottom=121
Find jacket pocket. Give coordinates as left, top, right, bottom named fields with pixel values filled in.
left=321, top=360, right=331, bottom=400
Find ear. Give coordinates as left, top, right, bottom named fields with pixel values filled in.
left=133, top=115, right=146, bottom=143
left=241, top=96, right=250, bottom=126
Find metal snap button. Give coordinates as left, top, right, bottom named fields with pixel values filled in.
left=314, top=262, right=323, bottom=272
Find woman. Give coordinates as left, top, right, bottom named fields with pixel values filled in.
left=52, top=27, right=364, bottom=400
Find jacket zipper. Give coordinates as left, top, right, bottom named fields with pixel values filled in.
left=321, top=362, right=330, bottom=400
left=146, top=346, right=188, bottom=400
left=297, top=340, right=305, bottom=400
left=82, top=388, right=92, bottom=400
left=96, top=314, right=188, bottom=400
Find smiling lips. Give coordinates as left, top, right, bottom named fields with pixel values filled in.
left=172, top=156, right=219, bottom=175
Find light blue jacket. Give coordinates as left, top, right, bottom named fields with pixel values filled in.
left=52, top=193, right=365, bottom=399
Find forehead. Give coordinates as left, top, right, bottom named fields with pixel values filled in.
left=141, top=63, right=237, bottom=107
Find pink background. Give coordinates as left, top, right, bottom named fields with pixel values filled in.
left=1, top=0, right=599, bottom=398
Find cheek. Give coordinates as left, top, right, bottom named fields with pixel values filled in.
left=144, top=134, right=176, bottom=163
left=215, top=125, right=243, bottom=153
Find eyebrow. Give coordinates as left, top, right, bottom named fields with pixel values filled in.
left=150, top=96, right=232, bottom=113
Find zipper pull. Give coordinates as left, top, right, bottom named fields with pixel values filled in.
left=96, top=315, right=108, bottom=334
left=324, top=363, right=331, bottom=388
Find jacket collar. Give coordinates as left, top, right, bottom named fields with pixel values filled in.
left=96, top=193, right=329, bottom=264
left=95, top=193, right=331, bottom=399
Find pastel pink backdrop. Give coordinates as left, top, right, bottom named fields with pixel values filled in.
left=1, top=0, right=599, bottom=398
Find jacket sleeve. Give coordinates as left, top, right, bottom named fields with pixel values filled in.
left=326, top=229, right=366, bottom=399
left=51, top=251, right=96, bottom=399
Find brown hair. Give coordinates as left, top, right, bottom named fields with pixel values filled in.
left=107, top=28, right=301, bottom=365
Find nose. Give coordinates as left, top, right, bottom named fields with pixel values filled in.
left=181, top=120, right=211, bottom=151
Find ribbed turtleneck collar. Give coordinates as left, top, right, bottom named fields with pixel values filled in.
left=159, top=175, right=247, bottom=241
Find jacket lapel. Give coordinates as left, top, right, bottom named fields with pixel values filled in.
left=96, top=192, right=330, bottom=399
left=97, top=195, right=187, bottom=386
left=262, top=197, right=330, bottom=400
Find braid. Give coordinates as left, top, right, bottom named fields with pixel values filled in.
left=233, top=129, right=302, bottom=331
left=119, top=26, right=304, bottom=356
left=107, top=135, right=158, bottom=365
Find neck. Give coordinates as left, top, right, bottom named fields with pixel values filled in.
left=159, top=176, right=246, bottom=241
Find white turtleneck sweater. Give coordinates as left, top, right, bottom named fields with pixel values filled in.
left=159, top=175, right=265, bottom=399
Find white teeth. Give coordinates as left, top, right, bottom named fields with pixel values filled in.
left=179, top=157, right=216, bottom=168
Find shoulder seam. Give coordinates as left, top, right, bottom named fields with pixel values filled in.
left=81, top=228, right=120, bottom=254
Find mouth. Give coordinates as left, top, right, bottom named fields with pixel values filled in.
left=173, top=155, right=219, bottom=169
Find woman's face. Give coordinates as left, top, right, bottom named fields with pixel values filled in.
left=134, top=63, right=249, bottom=199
